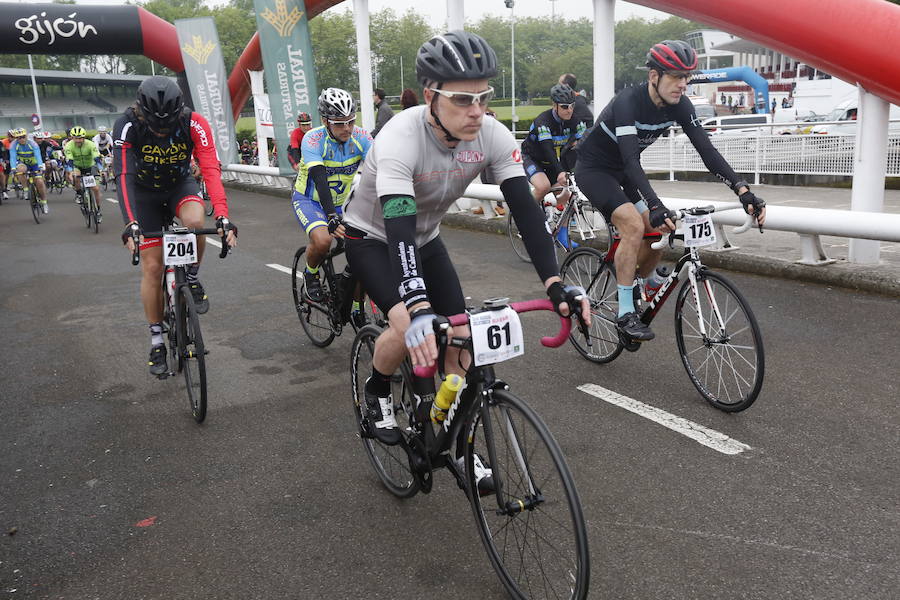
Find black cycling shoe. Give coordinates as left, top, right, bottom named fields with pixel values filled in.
left=189, top=281, right=210, bottom=314
left=148, top=344, right=168, bottom=377
left=455, top=454, right=496, bottom=496
left=616, top=312, right=655, bottom=341
left=303, top=270, right=325, bottom=304
left=363, top=380, right=401, bottom=446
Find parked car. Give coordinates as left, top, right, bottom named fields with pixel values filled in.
left=676, top=113, right=772, bottom=140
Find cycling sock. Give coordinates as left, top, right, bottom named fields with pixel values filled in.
left=352, top=301, right=361, bottom=312
left=305, top=263, right=319, bottom=275
left=366, top=366, right=392, bottom=396
left=617, top=284, right=636, bottom=317
left=149, top=322, right=164, bottom=347
left=186, top=263, right=199, bottom=283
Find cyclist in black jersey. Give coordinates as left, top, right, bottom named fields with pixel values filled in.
left=576, top=39, right=765, bottom=342
left=520, top=83, right=585, bottom=206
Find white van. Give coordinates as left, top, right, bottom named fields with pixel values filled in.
left=702, top=113, right=771, bottom=136
left=688, top=95, right=716, bottom=120
left=812, top=99, right=900, bottom=135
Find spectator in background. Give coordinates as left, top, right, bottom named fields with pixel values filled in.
left=240, top=139, right=252, bottom=165
left=558, top=73, right=594, bottom=128
left=371, top=88, right=394, bottom=137
left=400, top=88, right=419, bottom=110
left=288, top=112, right=313, bottom=171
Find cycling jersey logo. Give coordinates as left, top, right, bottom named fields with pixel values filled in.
left=260, top=0, right=303, bottom=37
left=512, top=148, right=522, bottom=163
left=181, top=35, right=216, bottom=65
left=455, top=150, right=484, bottom=163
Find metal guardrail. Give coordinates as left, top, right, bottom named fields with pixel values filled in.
left=222, top=165, right=900, bottom=266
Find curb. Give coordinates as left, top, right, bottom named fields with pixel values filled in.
left=224, top=181, right=900, bottom=298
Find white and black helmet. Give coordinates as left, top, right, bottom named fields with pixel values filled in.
left=318, top=88, right=356, bottom=121
left=416, top=30, right=498, bottom=87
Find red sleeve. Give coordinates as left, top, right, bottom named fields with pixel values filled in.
left=189, top=112, right=229, bottom=219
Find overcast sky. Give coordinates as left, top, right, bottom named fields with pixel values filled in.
left=65, top=0, right=672, bottom=25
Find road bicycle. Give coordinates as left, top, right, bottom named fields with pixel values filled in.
left=99, top=155, right=115, bottom=192
left=21, top=172, right=44, bottom=224
left=508, top=172, right=605, bottom=262
left=198, top=176, right=214, bottom=216
left=291, top=238, right=382, bottom=347
left=74, top=171, right=101, bottom=234
left=350, top=298, right=590, bottom=599
left=129, top=224, right=230, bottom=423
left=561, top=205, right=765, bottom=412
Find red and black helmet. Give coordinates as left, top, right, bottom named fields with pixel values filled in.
left=646, top=40, right=698, bottom=73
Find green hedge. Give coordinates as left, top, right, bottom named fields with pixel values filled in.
left=531, top=97, right=552, bottom=106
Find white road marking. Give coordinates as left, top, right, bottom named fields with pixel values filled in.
left=206, top=238, right=222, bottom=248
left=577, top=383, right=752, bottom=455
left=266, top=263, right=292, bottom=275
left=106, top=198, right=118, bottom=203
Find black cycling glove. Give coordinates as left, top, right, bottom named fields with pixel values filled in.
left=547, top=281, right=585, bottom=317
left=216, top=216, right=237, bottom=237
left=647, top=200, right=676, bottom=229
left=326, top=213, right=343, bottom=235
left=121, top=221, right=140, bottom=245
left=738, top=190, right=765, bottom=215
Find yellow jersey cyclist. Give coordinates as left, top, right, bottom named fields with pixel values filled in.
left=9, top=127, right=49, bottom=213
left=342, top=31, right=589, bottom=445
left=291, top=87, right=373, bottom=304
left=64, top=126, right=104, bottom=222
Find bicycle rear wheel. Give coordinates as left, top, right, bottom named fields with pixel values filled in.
left=291, top=247, right=335, bottom=347
left=466, top=389, right=589, bottom=600
left=350, top=325, right=419, bottom=498
left=560, top=247, right=623, bottom=363
left=674, top=270, right=765, bottom=412
left=177, top=286, right=208, bottom=423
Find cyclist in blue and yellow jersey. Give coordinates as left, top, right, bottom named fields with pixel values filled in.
left=64, top=126, right=104, bottom=221
left=520, top=83, right=585, bottom=206
left=9, top=128, right=48, bottom=213
left=291, top=87, right=373, bottom=304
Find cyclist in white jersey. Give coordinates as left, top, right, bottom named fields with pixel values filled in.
left=92, top=126, right=113, bottom=156
left=343, top=31, right=588, bottom=445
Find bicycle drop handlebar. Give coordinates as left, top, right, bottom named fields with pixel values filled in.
left=650, top=204, right=759, bottom=251
left=412, top=299, right=572, bottom=379
left=130, top=227, right=230, bottom=266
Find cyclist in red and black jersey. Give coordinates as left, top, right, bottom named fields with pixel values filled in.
left=114, top=76, right=237, bottom=376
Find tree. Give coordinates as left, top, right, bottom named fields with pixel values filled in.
left=308, top=10, right=358, bottom=91
left=368, top=9, right=433, bottom=97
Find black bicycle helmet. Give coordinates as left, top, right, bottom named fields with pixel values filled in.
left=646, top=40, right=698, bottom=73
left=416, top=30, right=498, bottom=87
left=550, top=83, right=576, bottom=104
left=137, top=75, right=185, bottom=132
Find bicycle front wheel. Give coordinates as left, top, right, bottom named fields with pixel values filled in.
left=30, top=195, right=41, bottom=224
left=675, top=270, right=765, bottom=412
left=466, top=389, right=589, bottom=600
left=350, top=325, right=419, bottom=498
left=177, top=286, right=208, bottom=423
left=560, top=247, right=623, bottom=363
left=90, top=196, right=100, bottom=234
left=291, top=247, right=335, bottom=347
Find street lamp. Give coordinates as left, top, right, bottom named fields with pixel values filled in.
left=504, top=0, right=517, bottom=135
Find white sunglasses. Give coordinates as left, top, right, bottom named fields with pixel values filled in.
left=428, top=86, right=495, bottom=107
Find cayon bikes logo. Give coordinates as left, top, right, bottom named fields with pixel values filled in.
left=260, top=0, right=303, bottom=37
left=15, top=11, right=98, bottom=46
left=182, top=35, right=216, bottom=65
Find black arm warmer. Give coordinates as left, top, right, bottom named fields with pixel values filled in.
left=288, top=145, right=301, bottom=168
left=501, top=176, right=559, bottom=282
left=683, top=125, right=742, bottom=189
left=380, top=194, right=428, bottom=309
left=308, top=164, right=336, bottom=214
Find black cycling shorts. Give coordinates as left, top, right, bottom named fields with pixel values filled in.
left=129, top=178, right=202, bottom=248
left=573, top=166, right=648, bottom=221
left=345, top=230, right=465, bottom=318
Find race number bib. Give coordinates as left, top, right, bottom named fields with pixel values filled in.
left=683, top=214, right=716, bottom=248
left=470, top=307, right=524, bottom=366
left=163, top=233, right=198, bottom=266
left=81, top=175, right=96, bottom=188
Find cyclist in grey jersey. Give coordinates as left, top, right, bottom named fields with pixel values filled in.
left=343, top=31, right=588, bottom=445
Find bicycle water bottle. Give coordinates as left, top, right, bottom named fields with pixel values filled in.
left=431, top=374, right=464, bottom=424
left=165, top=266, right=176, bottom=310
left=644, top=265, right=671, bottom=300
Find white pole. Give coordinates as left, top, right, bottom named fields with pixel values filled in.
left=353, top=0, right=375, bottom=132
left=446, top=0, right=464, bottom=31
left=249, top=71, right=270, bottom=168
left=510, top=2, right=516, bottom=135
left=27, top=55, right=43, bottom=130
left=151, top=61, right=156, bottom=76
left=593, top=0, right=615, bottom=110
left=848, top=85, right=889, bottom=264
left=400, top=55, right=403, bottom=92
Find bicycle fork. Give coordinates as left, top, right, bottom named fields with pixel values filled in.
left=687, top=264, right=729, bottom=344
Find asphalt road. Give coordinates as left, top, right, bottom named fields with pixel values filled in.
left=1, top=187, right=898, bottom=599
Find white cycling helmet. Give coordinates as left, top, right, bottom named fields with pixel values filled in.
left=317, top=88, right=356, bottom=121
left=97, top=125, right=108, bottom=133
